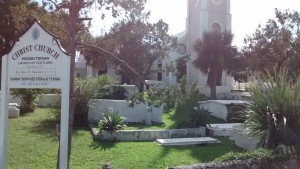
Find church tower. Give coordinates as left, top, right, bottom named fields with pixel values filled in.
left=185, top=0, right=232, bottom=86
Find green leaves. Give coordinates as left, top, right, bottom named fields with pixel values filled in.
left=244, top=69, right=300, bottom=148
left=98, top=111, right=127, bottom=134
left=73, top=75, right=117, bottom=125
left=241, top=9, right=300, bottom=77
left=193, top=31, right=237, bottom=98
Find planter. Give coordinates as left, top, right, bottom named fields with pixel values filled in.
left=97, top=127, right=206, bottom=141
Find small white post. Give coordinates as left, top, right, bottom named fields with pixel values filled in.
left=0, top=55, right=9, bottom=169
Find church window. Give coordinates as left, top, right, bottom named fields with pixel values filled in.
left=212, top=23, right=221, bottom=32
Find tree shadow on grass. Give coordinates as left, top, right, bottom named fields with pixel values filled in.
left=29, top=117, right=59, bottom=140
left=29, top=117, right=90, bottom=141
left=148, top=137, right=243, bottom=168
left=89, top=141, right=117, bottom=151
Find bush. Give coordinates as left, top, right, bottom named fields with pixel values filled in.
left=129, top=76, right=208, bottom=112
left=215, top=145, right=298, bottom=163
left=93, top=85, right=128, bottom=100
left=98, top=111, right=127, bottom=134
left=10, top=89, right=43, bottom=113
left=244, top=69, right=300, bottom=148
left=177, top=107, right=211, bottom=128
left=74, top=75, right=117, bottom=126
left=227, top=104, right=247, bottom=123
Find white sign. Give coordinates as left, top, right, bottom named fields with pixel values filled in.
left=7, top=23, right=70, bottom=89
left=0, top=21, right=70, bottom=169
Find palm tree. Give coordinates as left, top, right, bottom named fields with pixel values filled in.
left=193, top=31, right=237, bottom=99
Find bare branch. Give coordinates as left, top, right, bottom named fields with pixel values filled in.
left=46, top=0, right=59, bottom=9
left=45, top=0, right=70, bottom=12
left=77, top=42, right=146, bottom=86
left=83, top=0, right=96, bottom=8
left=77, top=17, right=92, bottom=22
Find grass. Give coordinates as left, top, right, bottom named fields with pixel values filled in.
left=125, top=101, right=225, bottom=130
left=7, top=108, right=242, bottom=169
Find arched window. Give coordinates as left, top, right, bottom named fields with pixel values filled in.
left=212, top=23, right=221, bottom=32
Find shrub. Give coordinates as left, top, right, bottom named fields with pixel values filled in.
left=74, top=75, right=117, bottom=126
left=244, top=69, right=300, bottom=148
left=177, top=107, right=211, bottom=128
left=129, top=76, right=208, bottom=112
left=10, top=89, right=43, bottom=113
left=215, top=145, right=298, bottom=163
left=227, top=104, right=247, bottom=123
left=93, top=85, right=128, bottom=100
left=98, top=111, right=127, bottom=134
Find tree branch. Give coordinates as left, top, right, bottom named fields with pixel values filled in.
left=77, top=42, right=147, bottom=86
left=77, top=17, right=92, bottom=23
left=46, top=0, right=70, bottom=12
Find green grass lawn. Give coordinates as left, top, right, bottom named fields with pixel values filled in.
left=8, top=108, right=242, bottom=169
left=125, top=102, right=225, bottom=130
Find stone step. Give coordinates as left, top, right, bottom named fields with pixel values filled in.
left=207, top=123, right=242, bottom=137
left=156, top=137, right=221, bottom=146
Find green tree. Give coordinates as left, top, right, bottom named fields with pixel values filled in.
left=81, top=18, right=175, bottom=91
left=0, top=0, right=19, bottom=56
left=43, top=0, right=147, bottom=167
left=193, top=31, right=237, bottom=99
left=241, top=9, right=300, bottom=78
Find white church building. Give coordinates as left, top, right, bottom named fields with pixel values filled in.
left=162, top=0, right=232, bottom=86
left=76, top=0, right=233, bottom=91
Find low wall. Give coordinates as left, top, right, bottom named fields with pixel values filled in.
left=198, top=100, right=246, bottom=121
left=37, top=94, right=60, bottom=108
left=198, top=86, right=231, bottom=99
left=95, top=127, right=206, bottom=141
left=88, top=99, right=163, bottom=124
left=231, top=125, right=259, bottom=151
left=232, top=82, right=250, bottom=91
left=207, top=123, right=242, bottom=137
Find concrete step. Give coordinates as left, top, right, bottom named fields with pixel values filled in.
left=156, top=137, right=221, bottom=146
left=207, top=123, right=242, bottom=137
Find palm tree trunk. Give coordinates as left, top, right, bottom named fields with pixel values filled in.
left=208, top=65, right=217, bottom=99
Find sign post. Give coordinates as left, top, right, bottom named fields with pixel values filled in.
left=0, top=20, right=71, bottom=169
left=0, top=55, right=9, bottom=169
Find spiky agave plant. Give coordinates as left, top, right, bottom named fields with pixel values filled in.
left=98, top=111, right=127, bottom=134
left=244, top=69, right=300, bottom=148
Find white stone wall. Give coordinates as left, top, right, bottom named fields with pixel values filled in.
left=99, top=127, right=206, bottom=141
left=207, top=123, right=242, bottom=137
left=232, top=125, right=259, bottom=150
left=88, top=99, right=163, bottom=124
left=198, top=86, right=232, bottom=99
left=37, top=94, right=61, bottom=108
left=198, top=100, right=246, bottom=120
